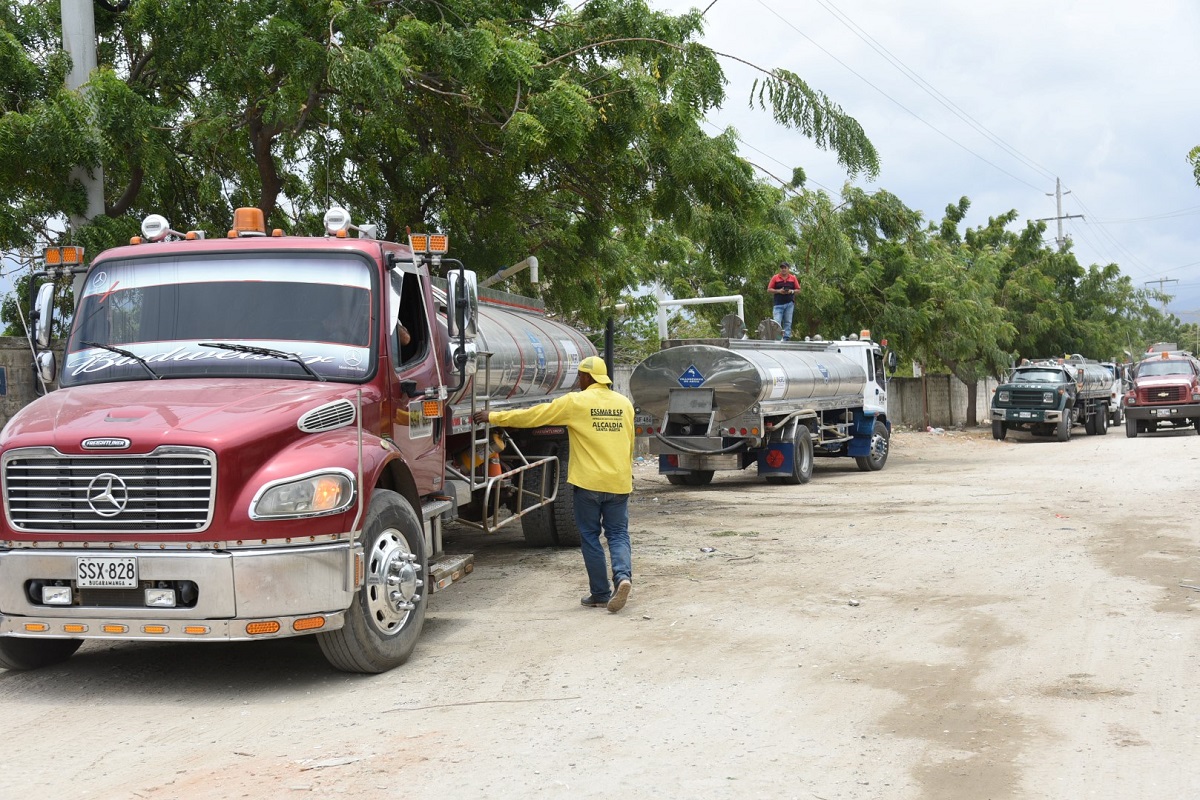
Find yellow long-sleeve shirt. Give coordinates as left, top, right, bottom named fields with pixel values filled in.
left=489, top=383, right=636, bottom=494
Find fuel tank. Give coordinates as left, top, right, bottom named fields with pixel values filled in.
left=630, top=340, right=868, bottom=421
left=442, top=287, right=596, bottom=409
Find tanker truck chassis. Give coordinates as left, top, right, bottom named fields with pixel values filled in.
left=631, top=334, right=895, bottom=485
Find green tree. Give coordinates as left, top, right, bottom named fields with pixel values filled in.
left=1, top=0, right=879, bottom=338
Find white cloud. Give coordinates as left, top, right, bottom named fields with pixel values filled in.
left=652, top=0, right=1200, bottom=321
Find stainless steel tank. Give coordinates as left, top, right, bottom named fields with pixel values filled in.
left=630, top=341, right=867, bottom=421
left=440, top=287, right=596, bottom=409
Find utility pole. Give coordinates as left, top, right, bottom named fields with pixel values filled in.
left=1144, top=277, right=1178, bottom=312
left=1036, top=178, right=1084, bottom=250
left=61, top=0, right=105, bottom=300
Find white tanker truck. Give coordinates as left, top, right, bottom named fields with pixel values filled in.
left=629, top=331, right=897, bottom=485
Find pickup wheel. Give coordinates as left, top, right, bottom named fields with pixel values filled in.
left=1125, top=417, right=1138, bottom=438
left=1055, top=414, right=1071, bottom=442
left=855, top=420, right=889, bottom=472
left=0, top=637, right=82, bottom=670
left=1194, top=418, right=1200, bottom=434
left=317, top=489, right=427, bottom=674
left=991, top=421, right=1007, bottom=441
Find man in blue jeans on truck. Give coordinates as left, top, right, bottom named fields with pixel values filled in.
left=472, top=356, right=636, bottom=612
left=768, top=261, right=800, bottom=340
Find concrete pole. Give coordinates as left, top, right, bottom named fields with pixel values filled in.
left=61, top=0, right=105, bottom=301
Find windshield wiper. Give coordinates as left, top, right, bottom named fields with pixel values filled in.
left=198, top=342, right=326, bottom=381
left=82, top=341, right=161, bottom=380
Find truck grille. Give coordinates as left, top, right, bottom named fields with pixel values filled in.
left=1009, top=389, right=1053, bottom=406
left=1137, top=386, right=1186, bottom=404
left=3, top=446, right=216, bottom=533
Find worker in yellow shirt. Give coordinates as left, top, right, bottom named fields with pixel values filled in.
left=473, top=356, right=636, bottom=612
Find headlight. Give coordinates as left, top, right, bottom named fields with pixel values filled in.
left=998, top=390, right=1010, bottom=403
left=1042, top=392, right=1054, bottom=403
left=252, top=471, right=354, bottom=519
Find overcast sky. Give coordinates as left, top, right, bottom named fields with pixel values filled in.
left=652, top=0, right=1200, bottom=326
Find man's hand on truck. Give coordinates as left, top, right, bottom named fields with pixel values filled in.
left=472, top=410, right=492, bottom=424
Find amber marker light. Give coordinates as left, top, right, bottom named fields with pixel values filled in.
left=183, top=625, right=209, bottom=635
left=311, top=476, right=345, bottom=511
left=409, top=234, right=430, bottom=254
left=24, top=623, right=49, bottom=632
left=246, top=621, right=281, bottom=635
left=422, top=399, right=441, bottom=418
left=142, top=625, right=169, bottom=635
left=428, top=234, right=449, bottom=254
left=293, top=616, right=326, bottom=632
left=63, top=624, right=88, bottom=634
left=102, top=624, right=129, bottom=634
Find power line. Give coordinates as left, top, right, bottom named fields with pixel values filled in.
left=750, top=0, right=1046, bottom=193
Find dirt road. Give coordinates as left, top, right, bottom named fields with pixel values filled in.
left=2, top=427, right=1198, bottom=799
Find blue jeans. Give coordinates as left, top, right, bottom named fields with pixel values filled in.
left=772, top=302, right=795, bottom=340
left=572, top=488, right=632, bottom=600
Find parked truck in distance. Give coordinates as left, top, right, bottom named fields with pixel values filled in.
left=1123, top=349, right=1200, bottom=437
left=0, top=207, right=596, bottom=674
left=990, top=356, right=1113, bottom=441
left=629, top=331, right=896, bottom=485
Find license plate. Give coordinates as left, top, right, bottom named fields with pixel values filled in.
left=77, top=557, right=138, bottom=588
left=1154, top=408, right=1175, bottom=417
left=1019, top=412, right=1032, bottom=418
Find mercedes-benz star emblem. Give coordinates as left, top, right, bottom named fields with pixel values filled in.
left=342, top=350, right=363, bottom=368
left=86, top=473, right=129, bottom=517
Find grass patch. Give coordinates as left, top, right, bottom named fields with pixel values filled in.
left=711, top=530, right=759, bottom=538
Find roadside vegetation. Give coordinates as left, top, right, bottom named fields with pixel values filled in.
left=0, top=0, right=1188, bottom=380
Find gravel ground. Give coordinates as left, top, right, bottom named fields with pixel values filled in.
left=1, top=426, right=1198, bottom=799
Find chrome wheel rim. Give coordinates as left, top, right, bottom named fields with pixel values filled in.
left=365, top=528, right=422, bottom=635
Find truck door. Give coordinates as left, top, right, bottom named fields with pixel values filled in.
left=862, top=347, right=887, bottom=415
left=386, top=265, right=445, bottom=492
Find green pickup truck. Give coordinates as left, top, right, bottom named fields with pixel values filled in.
left=990, top=358, right=1113, bottom=442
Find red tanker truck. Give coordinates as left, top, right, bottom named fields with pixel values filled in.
left=0, top=207, right=594, bottom=673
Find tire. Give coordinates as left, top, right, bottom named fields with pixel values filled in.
left=1096, top=407, right=1108, bottom=435
left=0, top=637, right=82, bottom=670
left=1084, top=411, right=1097, bottom=436
left=520, top=439, right=578, bottom=547
left=774, top=425, right=815, bottom=485
left=991, top=421, right=1007, bottom=441
left=317, top=489, right=427, bottom=674
left=1055, top=414, right=1071, bottom=442
left=1125, top=417, right=1138, bottom=438
left=519, top=458, right=557, bottom=547
left=1194, top=418, right=1200, bottom=434
left=855, top=420, right=890, bottom=471
left=1111, top=407, right=1122, bottom=427
left=665, top=474, right=687, bottom=485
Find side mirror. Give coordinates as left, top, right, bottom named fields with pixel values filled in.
left=447, top=269, right=479, bottom=340
left=36, top=350, right=56, bottom=384
left=33, top=282, right=55, bottom=349
left=886, top=350, right=899, bottom=374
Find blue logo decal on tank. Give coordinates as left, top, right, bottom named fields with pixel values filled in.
left=525, top=331, right=547, bottom=372
left=816, top=363, right=830, bottom=382
left=678, top=365, right=705, bottom=388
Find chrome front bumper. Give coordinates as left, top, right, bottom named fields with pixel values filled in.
left=0, top=542, right=360, bottom=641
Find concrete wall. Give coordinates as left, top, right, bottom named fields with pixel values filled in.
left=0, top=337, right=59, bottom=429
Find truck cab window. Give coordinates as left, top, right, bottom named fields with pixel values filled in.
left=390, top=269, right=428, bottom=369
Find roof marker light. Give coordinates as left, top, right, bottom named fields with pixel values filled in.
left=324, top=207, right=351, bottom=236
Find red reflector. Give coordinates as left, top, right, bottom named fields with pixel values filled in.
left=740, top=428, right=748, bottom=435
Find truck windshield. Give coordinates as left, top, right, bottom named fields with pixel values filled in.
left=63, top=253, right=375, bottom=386
left=1136, top=360, right=1192, bottom=377
left=1010, top=369, right=1064, bottom=383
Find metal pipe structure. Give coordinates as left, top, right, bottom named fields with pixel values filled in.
left=656, top=295, right=744, bottom=340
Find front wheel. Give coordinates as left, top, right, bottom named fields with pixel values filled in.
left=991, top=421, right=1007, bottom=441
left=318, top=489, right=427, bottom=674
left=855, top=420, right=890, bottom=471
left=0, top=637, right=81, bottom=670
left=1056, top=414, right=1071, bottom=442
left=1125, top=417, right=1138, bottom=438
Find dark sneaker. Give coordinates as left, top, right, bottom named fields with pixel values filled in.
left=581, top=594, right=609, bottom=608
left=607, top=579, right=632, bottom=613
